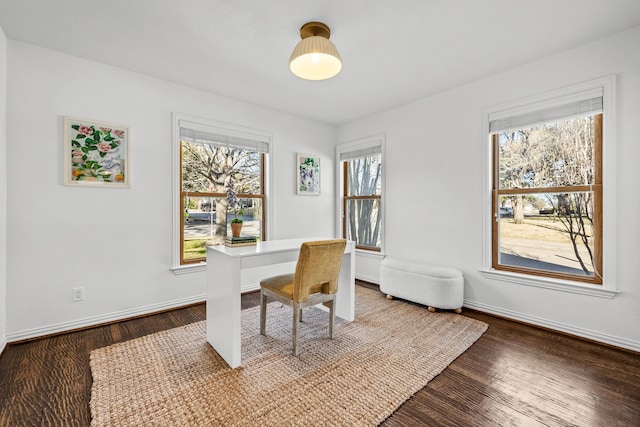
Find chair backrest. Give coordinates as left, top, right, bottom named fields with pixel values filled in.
left=293, top=239, right=347, bottom=302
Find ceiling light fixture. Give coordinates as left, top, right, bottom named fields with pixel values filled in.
left=289, top=22, right=342, bottom=81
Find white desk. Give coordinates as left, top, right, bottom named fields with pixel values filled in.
left=206, top=238, right=355, bottom=368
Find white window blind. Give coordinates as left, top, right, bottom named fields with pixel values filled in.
left=179, top=119, right=270, bottom=153
left=339, top=142, right=382, bottom=161
left=489, top=91, right=603, bottom=134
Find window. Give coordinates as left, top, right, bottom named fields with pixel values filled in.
left=338, top=136, right=384, bottom=252
left=174, top=115, right=270, bottom=267
left=489, top=91, right=604, bottom=285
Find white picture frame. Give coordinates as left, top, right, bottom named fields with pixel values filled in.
left=63, top=116, right=130, bottom=188
left=296, top=153, right=320, bottom=195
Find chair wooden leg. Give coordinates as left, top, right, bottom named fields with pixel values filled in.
left=299, top=307, right=303, bottom=322
left=292, top=303, right=300, bottom=356
left=260, top=291, right=267, bottom=335
left=329, top=298, right=335, bottom=339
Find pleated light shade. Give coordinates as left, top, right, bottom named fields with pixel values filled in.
left=289, top=23, right=342, bottom=80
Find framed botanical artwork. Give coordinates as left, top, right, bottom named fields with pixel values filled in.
left=296, top=153, right=320, bottom=195
left=63, top=116, right=130, bottom=187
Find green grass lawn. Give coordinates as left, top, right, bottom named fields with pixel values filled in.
left=183, top=239, right=208, bottom=261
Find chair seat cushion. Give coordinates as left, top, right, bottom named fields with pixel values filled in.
left=260, top=273, right=295, bottom=298
left=260, top=273, right=324, bottom=300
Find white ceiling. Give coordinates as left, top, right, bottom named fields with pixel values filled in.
left=1, top=0, right=639, bottom=125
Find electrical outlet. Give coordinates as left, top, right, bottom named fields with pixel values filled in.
left=73, top=287, right=84, bottom=302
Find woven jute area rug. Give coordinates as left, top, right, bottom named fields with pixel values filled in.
left=90, top=286, right=487, bottom=426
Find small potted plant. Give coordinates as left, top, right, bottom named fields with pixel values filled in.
left=230, top=208, right=244, bottom=237
left=227, top=187, right=244, bottom=237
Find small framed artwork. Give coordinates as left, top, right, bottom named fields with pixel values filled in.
left=296, top=153, right=320, bottom=195
left=63, top=116, right=130, bottom=187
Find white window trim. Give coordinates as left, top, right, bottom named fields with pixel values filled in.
left=336, top=134, right=386, bottom=254
left=481, top=76, right=619, bottom=298
left=171, top=112, right=273, bottom=273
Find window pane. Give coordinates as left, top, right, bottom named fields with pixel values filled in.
left=498, top=115, right=595, bottom=190
left=183, top=196, right=218, bottom=263
left=227, top=198, right=262, bottom=239
left=346, top=199, right=381, bottom=249
left=497, top=192, right=596, bottom=277
left=183, top=196, right=262, bottom=262
left=182, top=141, right=262, bottom=194
left=347, top=154, right=381, bottom=196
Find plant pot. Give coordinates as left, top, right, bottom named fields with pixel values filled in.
left=231, top=222, right=243, bottom=237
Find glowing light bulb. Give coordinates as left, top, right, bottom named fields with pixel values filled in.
left=311, top=53, right=320, bottom=64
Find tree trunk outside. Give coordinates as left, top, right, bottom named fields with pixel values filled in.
left=210, top=198, right=228, bottom=244
left=513, top=195, right=525, bottom=224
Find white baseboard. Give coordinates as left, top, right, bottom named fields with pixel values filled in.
left=6, top=294, right=206, bottom=343
left=356, top=274, right=380, bottom=285
left=241, top=283, right=260, bottom=293
left=5, top=279, right=356, bottom=343
left=0, top=335, right=6, bottom=356
left=14, top=289, right=634, bottom=353
left=464, top=299, right=640, bottom=353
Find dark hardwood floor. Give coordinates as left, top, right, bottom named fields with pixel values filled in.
left=1, top=280, right=638, bottom=426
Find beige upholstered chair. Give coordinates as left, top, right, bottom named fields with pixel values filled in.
left=259, top=239, right=347, bottom=356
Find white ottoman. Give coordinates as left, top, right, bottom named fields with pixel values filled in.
left=380, top=258, right=464, bottom=313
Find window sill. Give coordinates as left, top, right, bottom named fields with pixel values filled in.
left=479, top=268, right=619, bottom=299
left=171, top=263, right=206, bottom=275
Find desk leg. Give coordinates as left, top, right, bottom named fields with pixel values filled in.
left=206, top=248, right=242, bottom=368
left=335, top=250, right=355, bottom=321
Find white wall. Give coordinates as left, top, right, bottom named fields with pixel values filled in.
left=5, top=41, right=336, bottom=340
left=5, top=28, right=639, bottom=352
left=0, top=24, right=7, bottom=353
left=338, top=26, right=640, bottom=351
